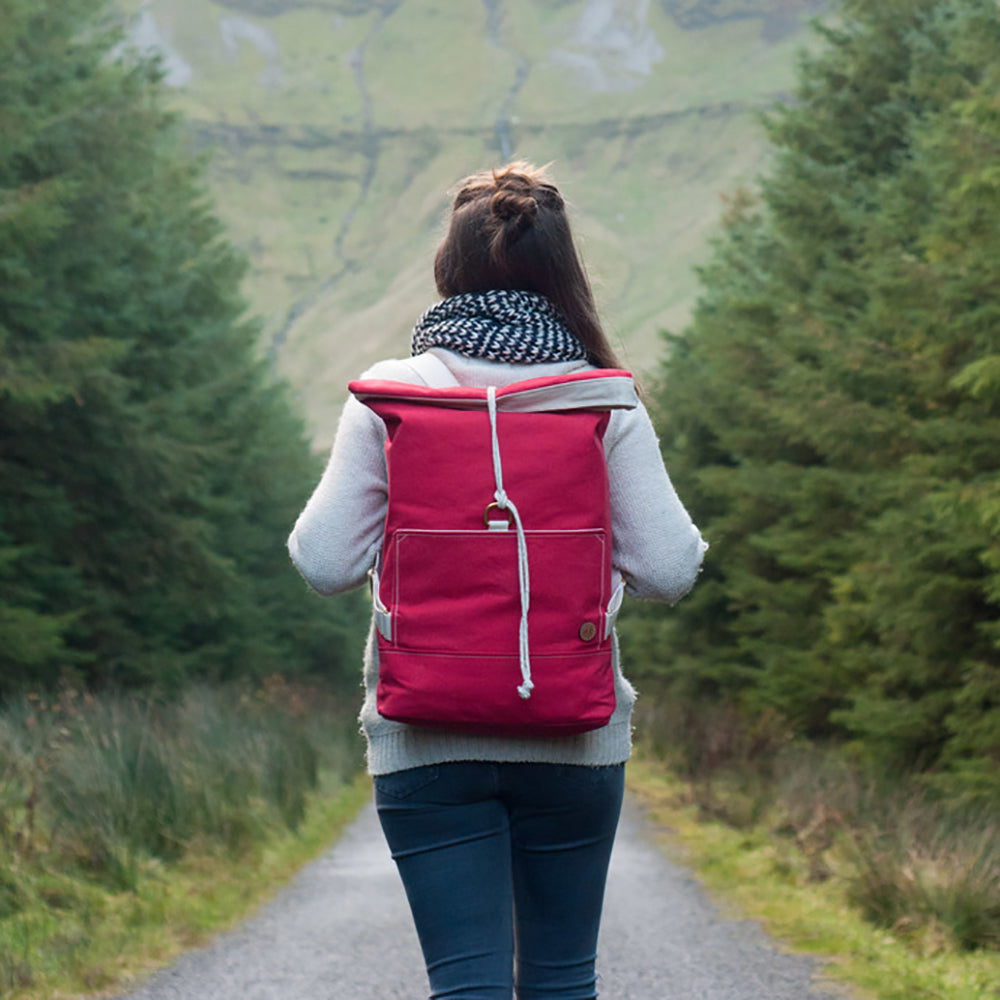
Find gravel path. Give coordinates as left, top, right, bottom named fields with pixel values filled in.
left=118, top=794, right=846, bottom=999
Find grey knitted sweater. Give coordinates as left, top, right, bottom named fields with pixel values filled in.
left=287, top=348, right=707, bottom=775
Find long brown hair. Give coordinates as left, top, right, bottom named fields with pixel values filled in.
left=433, top=162, right=621, bottom=369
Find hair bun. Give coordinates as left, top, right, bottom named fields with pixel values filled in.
left=490, top=188, right=538, bottom=226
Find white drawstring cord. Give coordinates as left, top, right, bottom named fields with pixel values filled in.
left=487, top=387, right=534, bottom=699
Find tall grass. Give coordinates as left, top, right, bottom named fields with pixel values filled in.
left=634, top=692, right=1000, bottom=954
left=0, top=679, right=362, bottom=994
left=844, top=799, right=1000, bottom=952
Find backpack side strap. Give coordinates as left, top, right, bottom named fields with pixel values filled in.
left=605, top=579, right=625, bottom=639
left=370, top=567, right=392, bottom=641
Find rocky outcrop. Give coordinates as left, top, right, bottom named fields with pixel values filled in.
left=551, top=0, right=665, bottom=93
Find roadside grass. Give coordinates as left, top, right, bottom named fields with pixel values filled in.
left=0, top=682, right=368, bottom=1000
left=626, top=721, right=1000, bottom=1000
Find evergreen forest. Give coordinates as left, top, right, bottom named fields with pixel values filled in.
left=0, top=0, right=366, bottom=700
left=622, top=0, right=1000, bottom=801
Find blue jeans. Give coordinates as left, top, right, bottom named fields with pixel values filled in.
left=374, top=760, right=625, bottom=1000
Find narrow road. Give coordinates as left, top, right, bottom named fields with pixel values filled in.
left=119, top=794, right=845, bottom=999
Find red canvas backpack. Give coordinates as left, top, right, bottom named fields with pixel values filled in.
left=349, top=364, right=638, bottom=737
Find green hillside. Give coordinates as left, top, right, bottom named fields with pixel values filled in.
left=124, top=0, right=825, bottom=445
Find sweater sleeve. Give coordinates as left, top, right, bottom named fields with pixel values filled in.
left=605, top=401, right=708, bottom=604
left=287, top=357, right=439, bottom=595
left=287, top=394, right=387, bottom=595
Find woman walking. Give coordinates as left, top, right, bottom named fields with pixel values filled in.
left=288, top=161, right=706, bottom=1000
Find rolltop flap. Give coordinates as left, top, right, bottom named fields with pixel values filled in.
left=349, top=367, right=637, bottom=413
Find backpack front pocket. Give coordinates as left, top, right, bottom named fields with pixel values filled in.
left=388, top=528, right=608, bottom=656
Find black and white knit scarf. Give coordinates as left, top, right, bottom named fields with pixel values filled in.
left=411, top=289, right=586, bottom=364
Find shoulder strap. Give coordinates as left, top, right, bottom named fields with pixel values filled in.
left=401, top=351, right=459, bottom=388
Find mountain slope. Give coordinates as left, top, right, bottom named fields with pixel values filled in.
left=126, top=0, right=826, bottom=445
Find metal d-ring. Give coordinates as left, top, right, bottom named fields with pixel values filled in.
left=483, top=501, right=514, bottom=528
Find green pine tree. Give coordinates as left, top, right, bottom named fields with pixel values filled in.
left=0, top=0, right=366, bottom=696
left=626, top=0, right=1000, bottom=791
